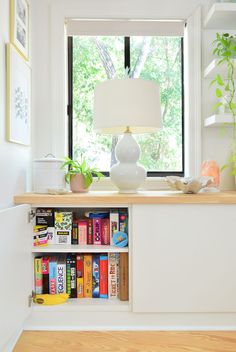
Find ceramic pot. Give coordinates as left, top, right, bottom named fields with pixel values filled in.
left=70, top=174, right=90, bottom=193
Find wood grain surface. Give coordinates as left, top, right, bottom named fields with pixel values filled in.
left=14, top=331, right=236, bottom=352
left=14, top=190, right=236, bottom=205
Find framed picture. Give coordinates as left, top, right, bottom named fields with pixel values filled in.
left=10, top=0, right=29, bottom=60
left=6, top=43, right=31, bottom=145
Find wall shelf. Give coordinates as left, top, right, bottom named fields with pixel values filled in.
left=204, top=58, right=236, bottom=79
left=204, top=114, right=235, bottom=127
left=204, top=3, right=236, bottom=29
left=32, top=244, right=129, bottom=253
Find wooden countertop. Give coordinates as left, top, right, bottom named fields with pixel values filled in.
left=13, top=191, right=236, bottom=205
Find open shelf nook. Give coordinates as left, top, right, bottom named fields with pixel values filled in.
left=204, top=3, right=236, bottom=29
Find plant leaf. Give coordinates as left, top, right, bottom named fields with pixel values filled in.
left=230, top=169, right=236, bottom=176
left=213, top=102, right=223, bottom=111
left=216, top=74, right=224, bottom=86
left=215, top=88, right=223, bottom=98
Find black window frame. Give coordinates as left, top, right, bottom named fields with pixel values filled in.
left=67, top=36, right=185, bottom=177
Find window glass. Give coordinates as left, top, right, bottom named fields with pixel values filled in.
left=72, top=36, right=183, bottom=174
left=131, top=37, right=183, bottom=172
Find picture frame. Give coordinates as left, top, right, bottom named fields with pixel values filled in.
left=10, top=0, right=29, bottom=60
left=6, top=43, right=31, bottom=146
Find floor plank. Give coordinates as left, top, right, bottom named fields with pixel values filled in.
left=13, top=331, right=236, bottom=352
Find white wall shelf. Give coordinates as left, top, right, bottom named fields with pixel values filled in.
left=204, top=3, right=236, bottom=29
left=32, top=298, right=130, bottom=312
left=204, top=58, right=236, bottom=79
left=32, top=244, right=128, bottom=253
left=204, top=113, right=235, bottom=127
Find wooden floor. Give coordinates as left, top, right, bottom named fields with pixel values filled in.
left=14, top=331, right=236, bottom=352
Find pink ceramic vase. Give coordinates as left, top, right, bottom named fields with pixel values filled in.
left=70, top=174, right=89, bottom=193
left=201, top=160, right=220, bottom=187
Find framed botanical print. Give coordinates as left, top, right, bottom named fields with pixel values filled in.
left=10, top=0, right=29, bottom=60
left=6, top=43, right=31, bottom=145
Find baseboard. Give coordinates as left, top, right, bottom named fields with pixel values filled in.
left=22, top=325, right=236, bottom=331
left=24, top=310, right=236, bottom=331
left=3, top=328, right=23, bottom=352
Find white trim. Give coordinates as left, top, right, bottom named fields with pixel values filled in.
left=22, top=325, right=236, bottom=331
left=50, top=1, right=67, bottom=157
left=3, top=328, right=23, bottom=352
left=184, top=6, right=202, bottom=177
left=49, top=2, right=202, bottom=188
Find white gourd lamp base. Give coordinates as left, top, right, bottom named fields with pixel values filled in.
left=93, top=79, right=162, bottom=193
left=110, top=129, right=146, bottom=193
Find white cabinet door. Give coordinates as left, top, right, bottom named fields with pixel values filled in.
left=132, top=204, right=236, bottom=313
left=0, top=205, right=32, bottom=351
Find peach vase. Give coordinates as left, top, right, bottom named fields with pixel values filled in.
left=70, top=174, right=89, bottom=193
left=201, top=160, right=220, bottom=187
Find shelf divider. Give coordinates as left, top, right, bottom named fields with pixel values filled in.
left=32, top=298, right=130, bottom=312
left=32, top=244, right=129, bottom=253
left=204, top=58, right=236, bottom=79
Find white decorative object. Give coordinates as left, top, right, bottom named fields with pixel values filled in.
left=93, top=78, right=162, bottom=193
left=33, top=155, right=66, bottom=194
left=166, top=176, right=213, bottom=194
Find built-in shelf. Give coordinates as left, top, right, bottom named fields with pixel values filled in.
left=32, top=298, right=130, bottom=312
left=32, top=244, right=128, bottom=253
left=204, top=3, right=236, bottom=29
left=204, top=58, right=236, bottom=79
left=14, top=191, right=236, bottom=205
left=204, top=113, right=235, bottom=127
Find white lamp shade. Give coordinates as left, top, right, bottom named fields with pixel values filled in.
left=93, top=78, right=162, bottom=134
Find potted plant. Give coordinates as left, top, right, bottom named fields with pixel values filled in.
left=211, top=32, right=236, bottom=176
left=62, top=157, right=104, bottom=193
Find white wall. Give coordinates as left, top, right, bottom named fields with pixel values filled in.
left=0, top=0, right=31, bottom=209
left=32, top=0, right=235, bottom=190
left=202, top=29, right=235, bottom=190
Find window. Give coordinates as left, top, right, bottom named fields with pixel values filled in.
left=68, top=31, right=184, bottom=177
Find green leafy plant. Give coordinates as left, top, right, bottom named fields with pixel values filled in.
left=62, top=156, right=104, bottom=189
left=211, top=33, right=236, bottom=175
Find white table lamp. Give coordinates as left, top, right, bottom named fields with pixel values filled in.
left=93, top=78, right=162, bottom=193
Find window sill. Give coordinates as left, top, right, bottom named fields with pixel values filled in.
left=90, top=177, right=171, bottom=191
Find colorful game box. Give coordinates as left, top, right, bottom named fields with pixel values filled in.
left=100, top=254, right=108, bottom=298
left=34, top=257, right=42, bottom=294
left=87, top=218, right=93, bottom=244
left=108, top=253, right=119, bottom=299
left=119, top=210, right=128, bottom=235
left=78, top=220, right=87, bottom=245
left=102, top=218, right=110, bottom=245
left=42, top=257, right=49, bottom=294
left=72, top=222, right=78, bottom=245
left=110, top=211, right=119, bottom=246
left=33, top=225, right=48, bottom=246
left=76, top=255, right=84, bottom=298
left=36, top=208, right=55, bottom=244
left=92, top=255, right=100, bottom=298
left=57, top=257, right=66, bottom=294
left=49, top=257, right=57, bottom=294
left=84, top=255, right=92, bottom=298
left=55, top=211, right=72, bottom=245
left=93, top=218, right=102, bottom=245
